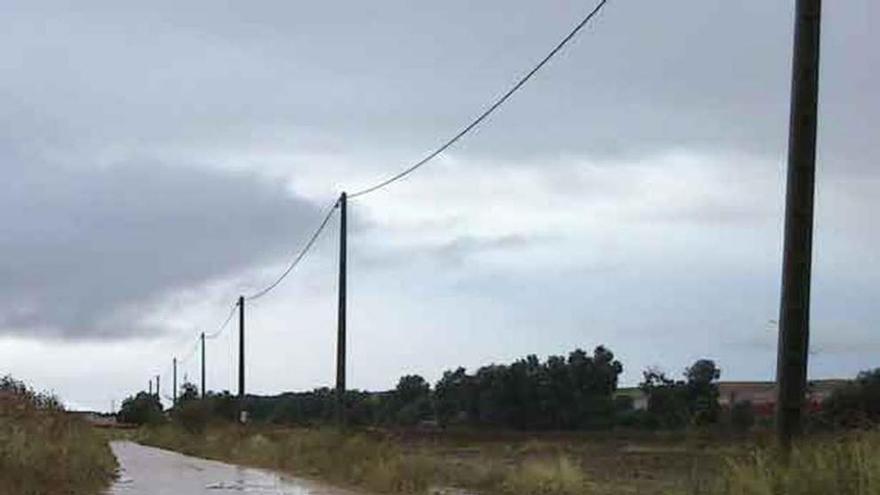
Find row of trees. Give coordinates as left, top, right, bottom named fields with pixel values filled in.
left=120, top=346, right=627, bottom=429
left=120, top=346, right=718, bottom=431
left=119, top=347, right=880, bottom=433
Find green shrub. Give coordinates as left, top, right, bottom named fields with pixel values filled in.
left=172, top=399, right=212, bottom=434
left=730, top=401, right=756, bottom=433
left=823, top=369, right=880, bottom=428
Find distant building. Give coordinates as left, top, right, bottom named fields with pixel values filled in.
left=719, top=379, right=848, bottom=416
left=616, top=379, right=848, bottom=416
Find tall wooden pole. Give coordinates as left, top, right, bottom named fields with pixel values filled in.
left=238, top=296, right=246, bottom=422
left=172, top=357, right=178, bottom=407
left=201, top=332, right=206, bottom=399
left=336, top=192, right=347, bottom=426
left=776, top=0, right=822, bottom=450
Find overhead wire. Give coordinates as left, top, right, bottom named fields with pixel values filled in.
left=205, top=301, right=239, bottom=340
left=244, top=196, right=339, bottom=301
left=347, top=0, right=610, bottom=199
left=144, top=0, right=613, bottom=393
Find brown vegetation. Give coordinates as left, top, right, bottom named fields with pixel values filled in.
left=0, top=376, right=117, bottom=495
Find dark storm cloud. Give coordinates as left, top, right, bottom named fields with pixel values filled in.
left=0, top=145, right=320, bottom=339
left=2, top=0, right=874, bottom=169
left=0, top=0, right=876, bottom=388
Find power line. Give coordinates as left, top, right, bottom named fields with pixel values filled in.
left=178, top=338, right=200, bottom=365
left=245, top=197, right=339, bottom=301
left=348, top=0, right=610, bottom=199
left=143, top=1, right=612, bottom=396
left=205, top=301, right=239, bottom=340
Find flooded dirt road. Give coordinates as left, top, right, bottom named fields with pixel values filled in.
left=108, top=441, right=359, bottom=495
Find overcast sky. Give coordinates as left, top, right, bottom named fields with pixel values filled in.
left=1, top=0, right=877, bottom=411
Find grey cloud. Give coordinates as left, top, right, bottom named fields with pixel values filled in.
left=1, top=1, right=874, bottom=170
left=351, top=230, right=547, bottom=272
left=0, top=0, right=876, bottom=402
left=0, top=148, right=320, bottom=339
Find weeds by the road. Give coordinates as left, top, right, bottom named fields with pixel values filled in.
left=138, top=423, right=880, bottom=495
left=137, top=424, right=600, bottom=494
left=677, top=430, right=880, bottom=495
left=0, top=376, right=117, bottom=495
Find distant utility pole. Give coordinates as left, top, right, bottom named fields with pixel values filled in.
left=336, top=192, right=348, bottom=427
left=201, top=331, right=206, bottom=399
left=148, top=379, right=152, bottom=396
left=172, top=357, right=178, bottom=407
left=156, top=375, right=160, bottom=401
left=776, top=0, right=822, bottom=450
left=238, top=295, right=246, bottom=422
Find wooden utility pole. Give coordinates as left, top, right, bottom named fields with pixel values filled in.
left=156, top=375, right=160, bottom=401
left=172, top=357, right=177, bottom=407
left=238, top=296, right=246, bottom=422
left=201, top=332, right=206, bottom=399
left=336, top=192, right=348, bottom=426
left=148, top=379, right=152, bottom=396
left=776, top=0, right=822, bottom=450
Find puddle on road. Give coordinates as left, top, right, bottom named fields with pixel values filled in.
left=108, top=441, right=358, bottom=495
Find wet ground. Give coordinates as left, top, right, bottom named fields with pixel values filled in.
left=108, top=441, right=359, bottom=495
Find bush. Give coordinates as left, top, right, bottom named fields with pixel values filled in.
left=0, top=376, right=116, bottom=494
left=118, top=391, right=164, bottom=425
left=823, top=369, right=880, bottom=428
left=730, top=400, right=755, bottom=433
left=173, top=399, right=212, bottom=434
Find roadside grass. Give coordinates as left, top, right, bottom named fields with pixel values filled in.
left=675, top=430, right=880, bottom=495
left=139, top=423, right=880, bottom=495
left=0, top=376, right=117, bottom=495
left=136, top=424, right=606, bottom=494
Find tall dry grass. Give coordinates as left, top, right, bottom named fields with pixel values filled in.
left=679, top=431, right=880, bottom=495
left=137, top=424, right=599, bottom=494
left=0, top=376, right=117, bottom=495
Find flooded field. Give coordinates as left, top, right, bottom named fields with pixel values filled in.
left=108, top=441, right=359, bottom=495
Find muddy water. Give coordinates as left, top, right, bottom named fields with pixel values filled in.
left=108, top=441, right=359, bottom=495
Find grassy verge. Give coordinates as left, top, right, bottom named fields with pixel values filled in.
left=678, top=430, right=880, bottom=495
left=0, top=377, right=117, bottom=495
left=136, top=424, right=616, bottom=494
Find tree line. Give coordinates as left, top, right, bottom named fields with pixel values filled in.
left=118, top=345, right=880, bottom=433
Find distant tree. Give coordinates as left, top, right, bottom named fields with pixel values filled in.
left=685, top=359, right=721, bottom=425
left=435, top=368, right=475, bottom=427
left=205, top=391, right=238, bottom=422
left=118, top=392, right=164, bottom=425
left=178, top=382, right=199, bottom=404
left=383, top=375, right=432, bottom=426
left=640, top=360, right=722, bottom=429
left=346, top=390, right=381, bottom=426
left=823, top=368, right=880, bottom=428
left=434, top=346, right=623, bottom=430
left=640, top=368, right=689, bottom=429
